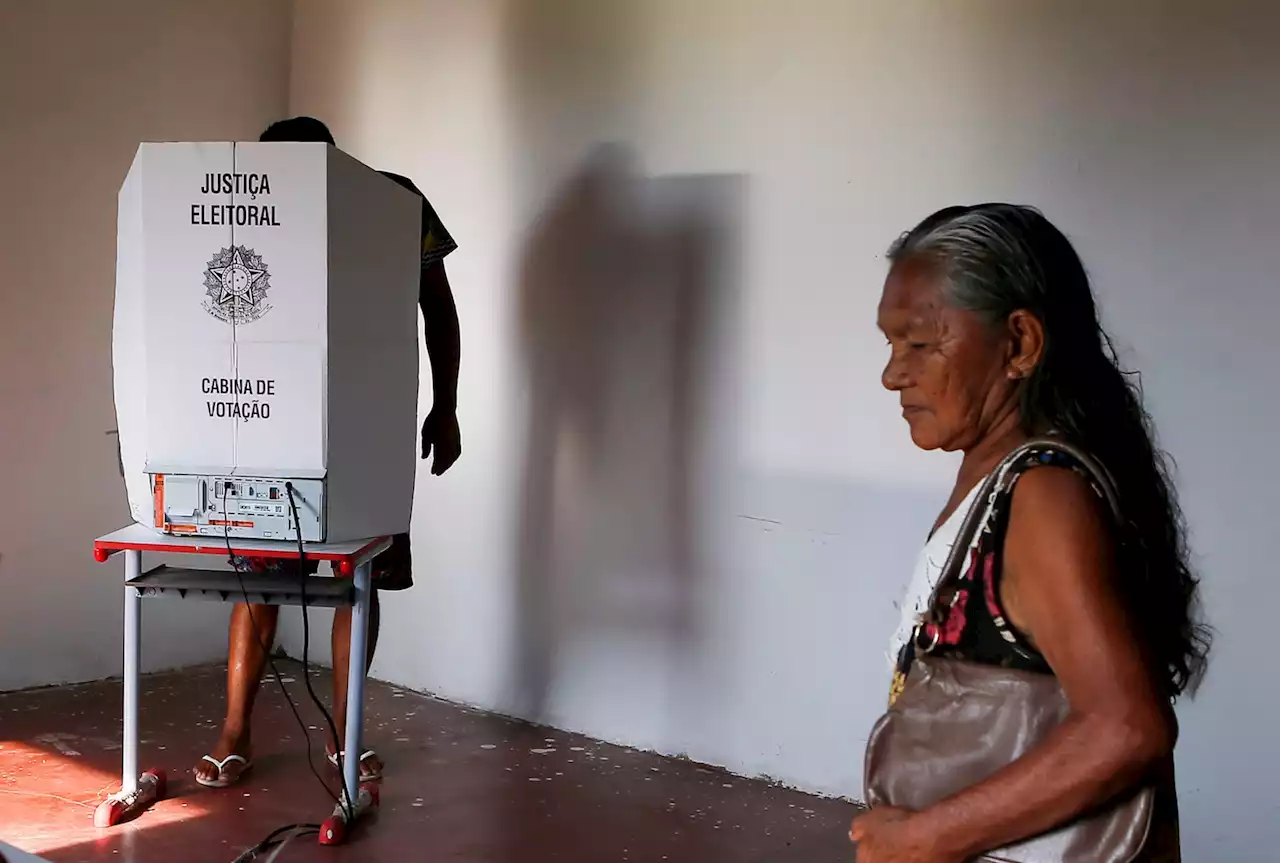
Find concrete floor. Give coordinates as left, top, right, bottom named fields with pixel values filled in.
left=0, top=663, right=857, bottom=862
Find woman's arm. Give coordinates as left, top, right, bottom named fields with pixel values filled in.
left=905, top=466, right=1176, bottom=858
left=855, top=466, right=1176, bottom=861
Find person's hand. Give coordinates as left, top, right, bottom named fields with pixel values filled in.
left=421, top=406, right=461, bottom=476
left=850, top=806, right=959, bottom=863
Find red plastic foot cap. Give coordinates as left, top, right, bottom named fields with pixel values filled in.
left=319, top=815, right=346, bottom=846
left=93, top=798, right=126, bottom=828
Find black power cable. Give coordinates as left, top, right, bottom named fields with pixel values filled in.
left=284, top=481, right=352, bottom=816
left=230, top=823, right=319, bottom=863
left=217, top=482, right=352, bottom=861
left=219, top=484, right=338, bottom=808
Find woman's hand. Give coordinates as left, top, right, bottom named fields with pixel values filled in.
left=849, top=806, right=961, bottom=863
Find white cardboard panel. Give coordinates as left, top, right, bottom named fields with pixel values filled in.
left=113, top=147, right=151, bottom=524
left=325, top=147, right=421, bottom=346
left=115, top=141, right=422, bottom=542
left=225, top=142, right=329, bottom=344
left=145, top=342, right=237, bottom=471
left=140, top=142, right=237, bottom=473
left=326, top=339, right=417, bottom=539
left=231, top=339, right=325, bottom=474
left=324, top=147, right=420, bottom=541
left=142, top=143, right=240, bottom=342
left=225, top=142, right=330, bottom=476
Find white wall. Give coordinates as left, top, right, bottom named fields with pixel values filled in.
left=279, top=1, right=1280, bottom=858
left=0, top=0, right=294, bottom=690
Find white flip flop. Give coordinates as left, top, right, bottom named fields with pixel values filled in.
left=326, top=748, right=382, bottom=782
left=194, top=753, right=252, bottom=788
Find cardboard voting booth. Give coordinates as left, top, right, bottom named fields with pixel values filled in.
left=113, top=142, right=421, bottom=542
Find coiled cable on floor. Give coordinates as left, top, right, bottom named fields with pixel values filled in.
left=231, top=823, right=319, bottom=863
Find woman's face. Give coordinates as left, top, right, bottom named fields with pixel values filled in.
left=877, top=257, right=1020, bottom=452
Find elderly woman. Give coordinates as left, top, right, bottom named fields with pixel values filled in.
left=851, top=204, right=1209, bottom=861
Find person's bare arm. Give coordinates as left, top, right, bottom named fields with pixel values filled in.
left=419, top=259, right=461, bottom=474
left=904, top=466, right=1176, bottom=857
left=420, top=260, right=460, bottom=412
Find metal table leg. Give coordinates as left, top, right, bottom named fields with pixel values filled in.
left=342, top=560, right=371, bottom=803
left=122, top=549, right=141, bottom=793
left=320, top=560, right=378, bottom=844
left=94, top=549, right=165, bottom=827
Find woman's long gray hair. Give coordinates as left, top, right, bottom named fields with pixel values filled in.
left=890, top=203, right=1209, bottom=698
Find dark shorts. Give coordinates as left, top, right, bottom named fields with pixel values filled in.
left=367, top=532, right=413, bottom=591
left=238, top=532, right=413, bottom=592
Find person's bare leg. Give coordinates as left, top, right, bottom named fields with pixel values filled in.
left=329, top=592, right=382, bottom=774
left=193, top=602, right=279, bottom=784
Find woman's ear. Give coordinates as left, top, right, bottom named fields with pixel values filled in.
left=1005, top=309, right=1045, bottom=380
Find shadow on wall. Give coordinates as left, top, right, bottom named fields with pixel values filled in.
left=499, top=0, right=643, bottom=204
left=509, top=143, right=746, bottom=730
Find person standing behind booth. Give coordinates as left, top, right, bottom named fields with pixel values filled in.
left=193, top=116, right=462, bottom=788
